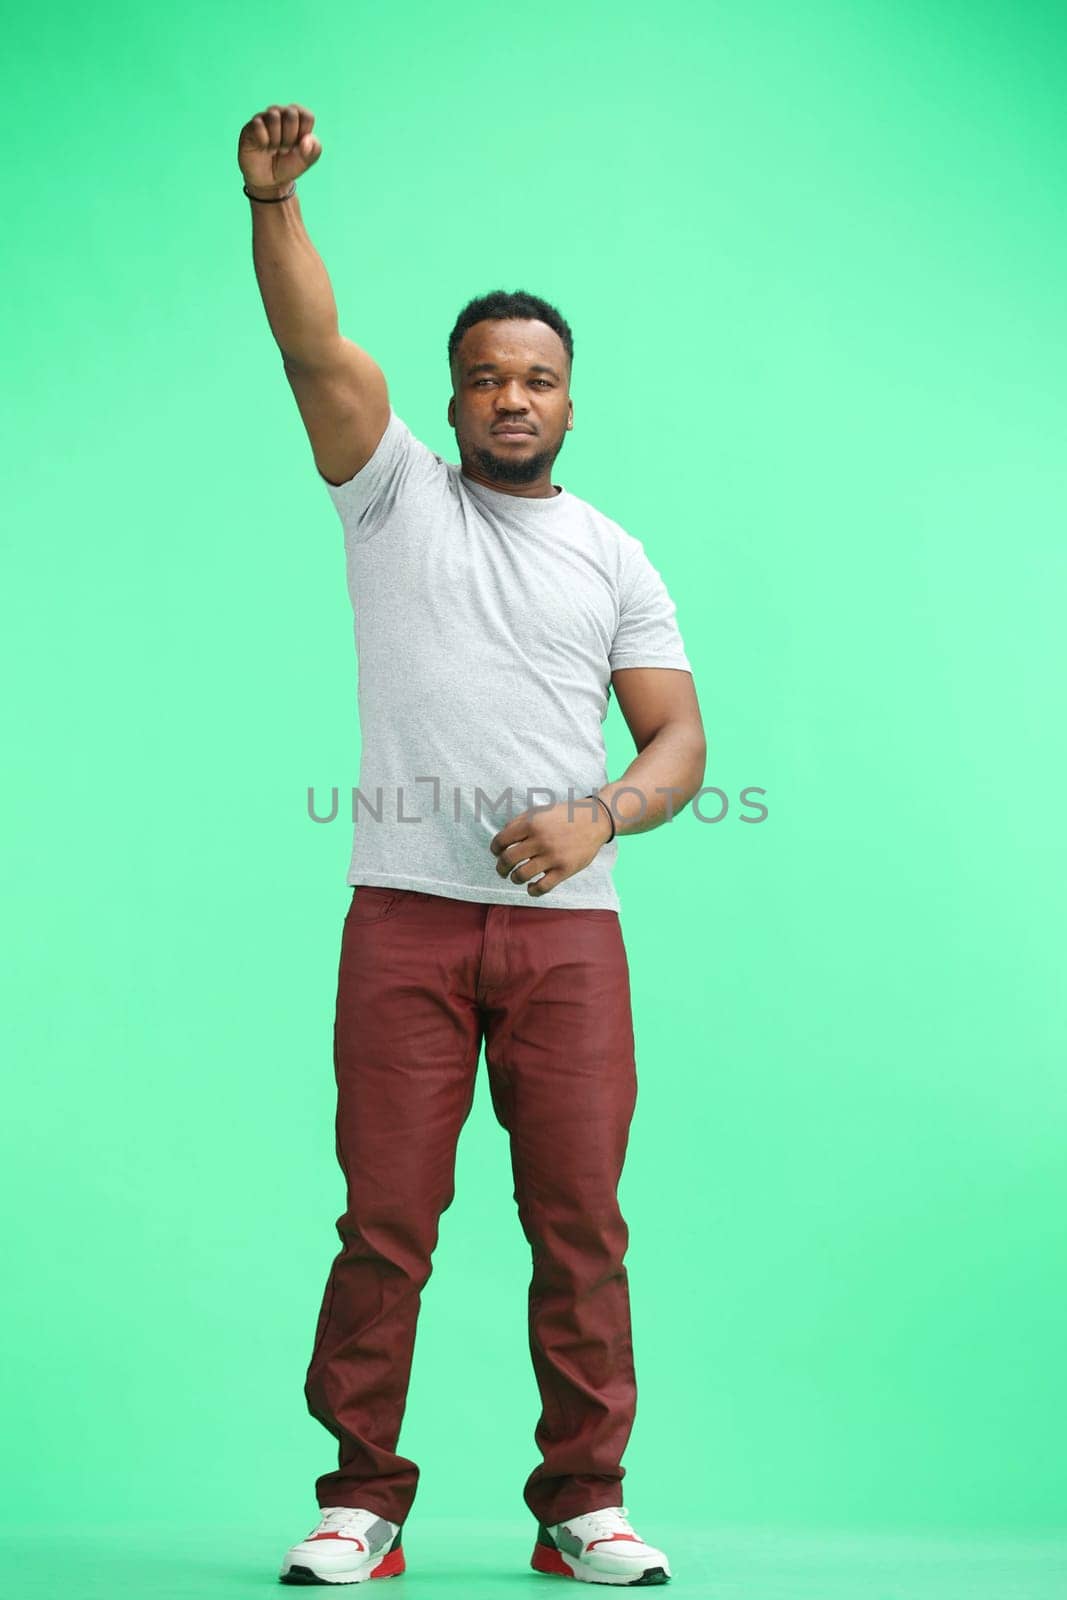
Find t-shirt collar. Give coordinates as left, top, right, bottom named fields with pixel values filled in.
left=455, top=464, right=569, bottom=515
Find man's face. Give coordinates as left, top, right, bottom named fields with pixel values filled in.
left=447, top=318, right=573, bottom=486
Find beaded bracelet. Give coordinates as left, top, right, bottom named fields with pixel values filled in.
left=587, top=793, right=617, bottom=842
left=243, top=183, right=296, bottom=203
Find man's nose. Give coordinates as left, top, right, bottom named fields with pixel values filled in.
left=495, top=380, right=529, bottom=412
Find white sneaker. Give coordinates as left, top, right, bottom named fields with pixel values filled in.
left=279, top=1506, right=405, bottom=1585
left=532, top=1504, right=672, bottom=1585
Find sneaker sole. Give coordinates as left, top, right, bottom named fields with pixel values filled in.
left=279, top=1546, right=406, bottom=1585
left=531, top=1541, right=670, bottom=1586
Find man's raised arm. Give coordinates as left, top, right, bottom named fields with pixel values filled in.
left=238, top=102, right=390, bottom=486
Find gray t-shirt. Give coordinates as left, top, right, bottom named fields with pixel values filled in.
left=323, top=408, right=692, bottom=911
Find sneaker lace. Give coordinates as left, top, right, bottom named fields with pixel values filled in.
left=574, top=1505, right=636, bottom=1542
left=313, top=1506, right=383, bottom=1539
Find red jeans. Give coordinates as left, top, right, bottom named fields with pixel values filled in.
left=304, top=886, right=640, bottom=1528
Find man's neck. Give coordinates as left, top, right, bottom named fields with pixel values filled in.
left=460, top=461, right=560, bottom=499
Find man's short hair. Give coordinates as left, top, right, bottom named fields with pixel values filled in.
left=447, top=289, right=574, bottom=373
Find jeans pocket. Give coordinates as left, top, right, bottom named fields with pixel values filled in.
left=346, top=886, right=404, bottom=922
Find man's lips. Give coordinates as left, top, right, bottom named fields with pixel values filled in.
left=492, top=425, right=535, bottom=436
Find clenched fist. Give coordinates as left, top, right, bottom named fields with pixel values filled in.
left=238, top=104, right=322, bottom=199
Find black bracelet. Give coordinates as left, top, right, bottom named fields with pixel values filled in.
left=243, top=183, right=296, bottom=203
left=587, top=793, right=616, bottom=842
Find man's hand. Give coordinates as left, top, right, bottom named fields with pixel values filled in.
left=238, top=103, right=322, bottom=198
left=489, top=798, right=613, bottom=898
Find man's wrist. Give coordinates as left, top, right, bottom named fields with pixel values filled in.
left=243, top=180, right=295, bottom=201
left=589, top=793, right=616, bottom=843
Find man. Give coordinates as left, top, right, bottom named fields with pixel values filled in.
left=239, top=103, right=706, bottom=1588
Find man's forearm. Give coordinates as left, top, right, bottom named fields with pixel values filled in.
left=597, top=724, right=707, bottom=837
left=248, top=186, right=340, bottom=367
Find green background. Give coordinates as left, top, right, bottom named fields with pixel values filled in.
left=3, top=0, right=1066, bottom=1592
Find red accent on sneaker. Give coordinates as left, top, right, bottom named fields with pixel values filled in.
left=531, top=1542, right=576, bottom=1578
left=308, top=1532, right=367, bottom=1550
left=587, top=1533, right=642, bottom=1550
left=371, top=1547, right=406, bottom=1577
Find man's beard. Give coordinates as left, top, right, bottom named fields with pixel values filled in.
left=470, top=437, right=561, bottom=485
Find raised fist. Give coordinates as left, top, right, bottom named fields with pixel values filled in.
left=238, top=104, right=322, bottom=198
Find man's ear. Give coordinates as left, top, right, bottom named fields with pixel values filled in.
left=566, top=397, right=574, bottom=431
left=447, top=395, right=455, bottom=426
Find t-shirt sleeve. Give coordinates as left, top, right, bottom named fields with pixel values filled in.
left=609, top=539, right=692, bottom=672
left=320, top=407, right=444, bottom=545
